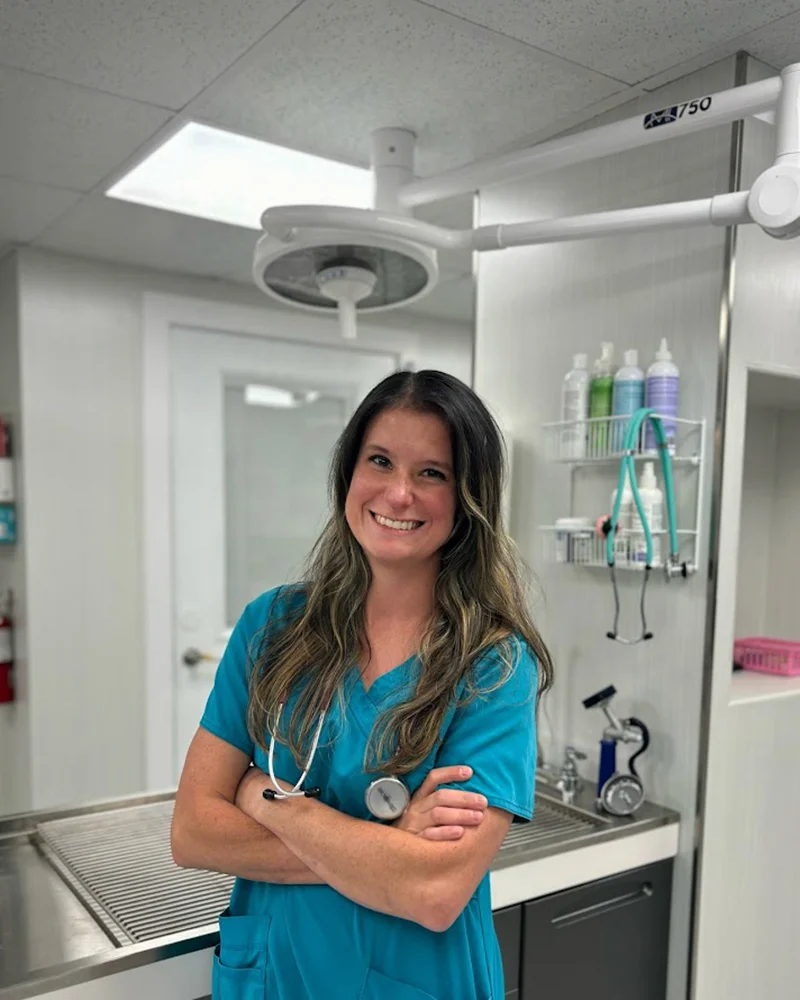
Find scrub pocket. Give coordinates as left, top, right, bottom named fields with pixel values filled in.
left=212, top=910, right=271, bottom=1000
left=360, top=968, right=438, bottom=1000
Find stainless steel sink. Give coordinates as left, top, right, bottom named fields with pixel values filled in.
left=36, top=803, right=232, bottom=947
left=32, top=791, right=612, bottom=947
left=0, top=787, right=678, bottom=1000
left=497, top=787, right=611, bottom=862
left=34, top=788, right=614, bottom=947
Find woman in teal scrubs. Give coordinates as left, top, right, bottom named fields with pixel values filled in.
left=172, top=370, right=553, bottom=999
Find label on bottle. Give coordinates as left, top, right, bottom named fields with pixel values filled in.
left=561, top=384, right=588, bottom=459
left=611, top=380, right=645, bottom=450
left=632, top=496, right=663, bottom=565
left=645, top=375, right=679, bottom=450
left=589, top=376, right=614, bottom=454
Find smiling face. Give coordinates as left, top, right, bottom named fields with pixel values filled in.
left=345, top=407, right=457, bottom=571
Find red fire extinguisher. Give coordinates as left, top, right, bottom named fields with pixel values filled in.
left=0, top=589, right=13, bottom=703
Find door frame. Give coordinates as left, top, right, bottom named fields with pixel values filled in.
left=141, top=292, right=406, bottom=790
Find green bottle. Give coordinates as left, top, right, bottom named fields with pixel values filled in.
left=589, top=342, right=615, bottom=455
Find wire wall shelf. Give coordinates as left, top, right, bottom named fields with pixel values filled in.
left=539, top=415, right=706, bottom=575
left=541, top=413, right=704, bottom=465
left=540, top=525, right=698, bottom=572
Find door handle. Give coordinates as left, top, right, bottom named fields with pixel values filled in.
left=181, top=647, right=220, bottom=668
left=551, top=882, right=654, bottom=927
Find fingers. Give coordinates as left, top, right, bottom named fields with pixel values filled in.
left=419, top=825, right=466, bottom=842
left=416, top=765, right=473, bottom=797
left=416, top=788, right=488, bottom=814
left=430, top=806, right=485, bottom=827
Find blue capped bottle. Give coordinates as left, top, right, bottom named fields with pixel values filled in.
left=611, top=349, right=644, bottom=452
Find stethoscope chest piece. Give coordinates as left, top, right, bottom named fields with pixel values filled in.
left=365, top=776, right=410, bottom=820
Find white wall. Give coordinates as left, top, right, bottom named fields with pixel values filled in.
left=473, top=58, right=738, bottom=1000
left=766, top=409, right=800, bottom=642
left=734, top=405, right=778, bottom=639
left=0, top=253, right=31, bottom=815
left=693, top=55, right=800, bottom=1000
left=735, top=405, right=800, bottom=642
left=13, top=247, right=472, bottom=812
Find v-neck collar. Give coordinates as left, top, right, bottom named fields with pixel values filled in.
left=358, top=653, right=418, bottom=704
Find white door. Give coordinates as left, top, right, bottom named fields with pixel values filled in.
left=170, top=325, right=397, bottom=777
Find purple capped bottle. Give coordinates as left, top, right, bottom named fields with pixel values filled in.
left=645, top=338, right=679, bottom=453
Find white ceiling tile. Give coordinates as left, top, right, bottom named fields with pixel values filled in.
left=35, top=194, right=257, bottom=278
left=0, top=178, right=82, bottom=243
left=424, top=0, right=800, bottom=84
left=0, top=0, right=301, bottom=110
left=0, top=67, right=171, bottom=192
left=737, top=11, right=800, bottom=71
left=192, top=0, right=622, bottom=176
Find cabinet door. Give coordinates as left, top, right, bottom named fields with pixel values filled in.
left=520, top=860, right=673, bottom=1000
left=493, top=904, right=521, bottom=996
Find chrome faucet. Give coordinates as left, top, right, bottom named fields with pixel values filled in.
left=556, top=746, right=586, bottom=804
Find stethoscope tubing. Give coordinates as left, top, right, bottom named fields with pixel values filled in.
left=606, top=409, right=680, bottom=644
left=263, top=702, right=411, bottom=819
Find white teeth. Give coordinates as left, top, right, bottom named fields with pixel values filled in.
left=373, top=513, right=422, bottom=531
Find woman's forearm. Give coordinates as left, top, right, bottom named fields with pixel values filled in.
left=255, top=793, right=470, bottom=931
left=171, top=792, right=324, bottom=885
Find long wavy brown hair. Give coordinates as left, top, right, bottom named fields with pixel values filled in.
left=246, top=370, right=553, bottom=774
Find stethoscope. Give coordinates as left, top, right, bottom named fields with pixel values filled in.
left=261, top=702, right=411, bottom=820
left=605, top=408, right=686, bottom=645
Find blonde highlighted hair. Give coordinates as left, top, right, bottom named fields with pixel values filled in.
left=246, top=370, right=553, bottom=774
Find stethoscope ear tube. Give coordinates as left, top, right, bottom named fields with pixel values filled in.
left=263, top=786, right=321, bottom=801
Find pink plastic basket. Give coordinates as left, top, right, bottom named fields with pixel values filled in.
left=734, top=637, right=800, bottom=677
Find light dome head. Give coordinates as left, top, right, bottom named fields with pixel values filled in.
left=252, top=218, right=439, bottom=317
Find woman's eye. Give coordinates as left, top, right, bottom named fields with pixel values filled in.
left=422, top=468, right=446, bottom=480
left=368, top=454, right=390, bottom=468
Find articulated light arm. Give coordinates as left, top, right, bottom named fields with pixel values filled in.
left=263, top=66, right=800, bottom=254
left=399, top=74, right=782, bottom=208
left=263, top=192, right=752, bottom=254
left=254, top=64, right=800, bottom=332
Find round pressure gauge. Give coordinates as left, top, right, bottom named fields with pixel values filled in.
left=599, top=773, right=645, bottom=817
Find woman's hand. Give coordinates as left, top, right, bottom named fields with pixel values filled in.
left=393, top=765, right=488, bottom=842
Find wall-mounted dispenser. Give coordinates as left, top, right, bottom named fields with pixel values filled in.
left=0, top=417, right=16, bottom=545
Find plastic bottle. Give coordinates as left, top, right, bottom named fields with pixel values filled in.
left=560, top=353, right=590, bottom=459
left=631, top=461, right=664, bottom=566
left=610, top=478, right=634, bottom=563
left=589, top=342, right=615, bottom=455
left=611, top=349, right=645, bottom=452
left=644, top=338, right=679, bottom=452
left=555, top=516, right=592, bottom=563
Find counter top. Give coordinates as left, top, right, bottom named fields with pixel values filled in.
left=0, top=784, right=679, bottom=1000
left=729, top=668, right=800, bottom=706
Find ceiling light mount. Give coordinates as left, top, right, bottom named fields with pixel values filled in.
left=252, top=62, right=800, bottom=338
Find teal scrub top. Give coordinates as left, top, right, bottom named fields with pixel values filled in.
left=200, top=586, right=538, bottom=1000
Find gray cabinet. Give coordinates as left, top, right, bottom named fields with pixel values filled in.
left=520, top=860, right=673, bottom=1000
left=493, top=904, right=521, bottom=998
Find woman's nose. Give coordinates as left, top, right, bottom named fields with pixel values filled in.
left=385, top=474, right=414, bottom=505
